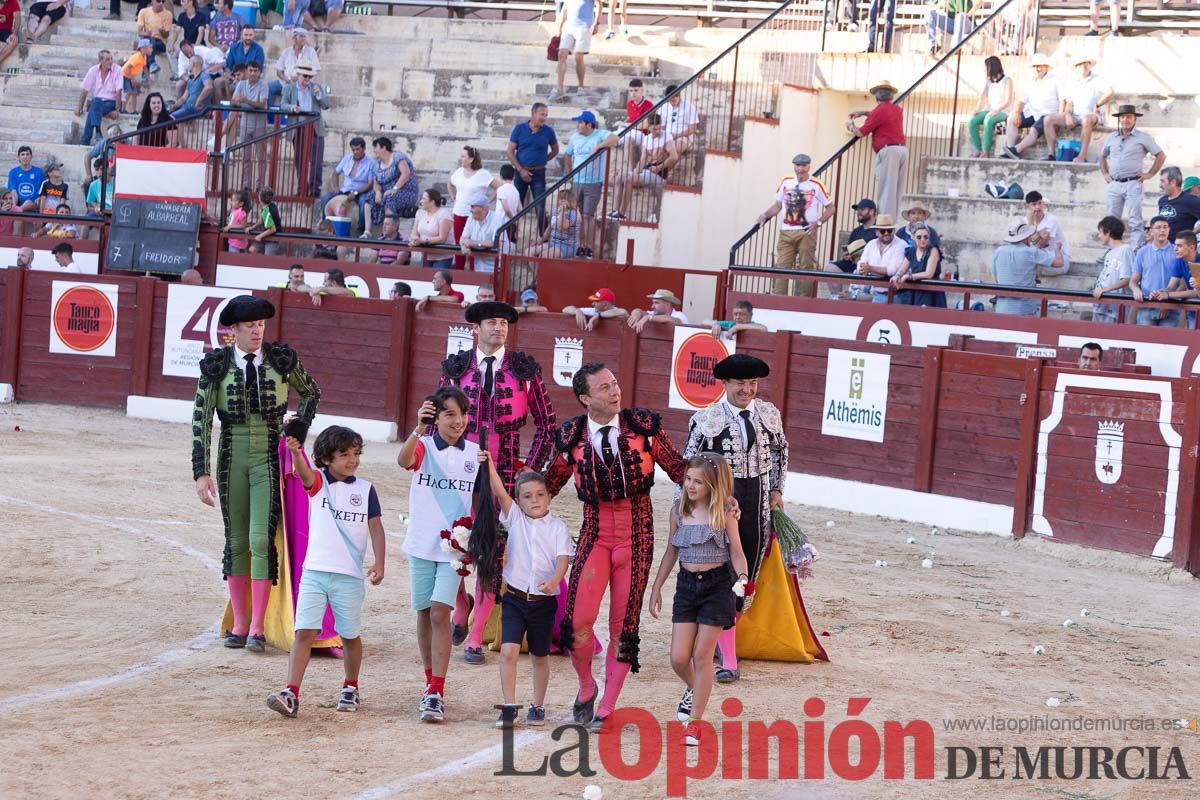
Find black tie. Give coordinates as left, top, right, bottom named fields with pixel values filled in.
left=599, top=425, right=615, bottom=468
left=244, top=353, right=259, bottom=413
left=482, top=355, right=496, bottom=396
left=740, top=409, right=756, bottom=450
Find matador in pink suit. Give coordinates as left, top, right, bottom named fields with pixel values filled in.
left=545, top=362, right=687, bottom=733
left=438, top=301, right=557, bottom=664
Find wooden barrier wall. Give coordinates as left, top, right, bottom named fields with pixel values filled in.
left=2, top=269, right=1198, bottom=573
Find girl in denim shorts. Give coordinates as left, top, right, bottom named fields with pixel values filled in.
left=649, top=453, right=749, bottom=748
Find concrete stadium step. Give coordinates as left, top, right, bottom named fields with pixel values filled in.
left=918, top=157, right=1178, bottom=204
left=907, top=192, right=1122, bottom=250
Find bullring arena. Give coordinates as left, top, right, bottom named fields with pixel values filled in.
left=6, top=0, right=1200, bottom=797
left=3, top=402, right=1199, bottom=799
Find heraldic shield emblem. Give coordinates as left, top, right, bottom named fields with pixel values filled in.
left=553, top=337, right=583, bottom=388
left=1094, top=420, right=1124, bottom=485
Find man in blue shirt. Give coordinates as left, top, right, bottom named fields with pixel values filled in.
left=224, top=24, right=265, bottom=72
left=318, top=136, right=376, bottom=232
left=1131, top=215, right=1187, bottom=326
left=1157, top=166, right=1200, bottom=243
left=507, top=102, right=559, bottom=231
left=7, top=145, right=45, bottom=212
left=563, top=110, right=616, bottom=258
left=991, top=219, right=1060, bottom=316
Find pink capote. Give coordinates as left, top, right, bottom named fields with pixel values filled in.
left=279, top=440, right=341, bottom=654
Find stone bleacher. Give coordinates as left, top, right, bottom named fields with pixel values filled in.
left=0, top=8, right=715, bottom=213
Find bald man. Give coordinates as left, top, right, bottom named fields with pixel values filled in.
left=15, top=247, right=34, bottom=268
left=180, top=268, right=204, bottom=285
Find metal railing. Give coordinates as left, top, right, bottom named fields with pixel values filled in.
left=218, top=111, right=323, bottom=231
left=727, top=266, right=1200, bottom=325
left=494, top=0, right=825, bottom=273
left=730, top=0, right=1037, bottom=281
left=94, top=108, right=318, bottom=226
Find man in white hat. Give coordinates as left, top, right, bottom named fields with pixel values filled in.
left=626, top=288, right=687, bottom=333
left=992, top=219, right=1063, bottom=316
left=848, top=81, right=907, bottom=219
left=1002, top=53, right=1060, bottom=161
left=459, top=190, right=503, bottom=273
left=280, top=60, right=330, bottom=196
left=855, top=214, right=908, bottom=302
left=271, top=27, right=320, bottom=109
left=1099, top=104, right=1165, bottom=247
left=1043, top=56, right=1112, bottom=163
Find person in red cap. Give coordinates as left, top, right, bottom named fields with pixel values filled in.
left=562, top=287, right=628, bottom=331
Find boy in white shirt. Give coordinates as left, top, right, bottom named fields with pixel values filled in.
left=267, top=425, right=386, bottom=718
left=479, top=451, right=573, bottom=729
left=397, top=386, right=479, bottom=723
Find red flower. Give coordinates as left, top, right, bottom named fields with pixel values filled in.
left=744, top=581, right=756, bottom=596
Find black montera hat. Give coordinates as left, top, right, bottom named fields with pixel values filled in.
left=713, top=353, right=770, bottom=381
left=465, top=301, right=519, bottom=324
left=218, top=295, right=275, bottom=326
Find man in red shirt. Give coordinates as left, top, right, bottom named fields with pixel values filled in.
left=848, top=80, right=908, bottom=219
left=0, top=0, right=20, bottom=69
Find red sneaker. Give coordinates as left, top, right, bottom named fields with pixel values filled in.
left=683, top=721, right=701, bottom=747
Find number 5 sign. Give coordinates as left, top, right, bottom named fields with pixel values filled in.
left=161, top=285, right=245, bottom=378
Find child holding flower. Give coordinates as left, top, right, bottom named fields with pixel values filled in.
left=478, top=451, right=573, bottom=729
left=397, top=386, right=479, bottom=723
left=649, top=453, right=749, bottom=747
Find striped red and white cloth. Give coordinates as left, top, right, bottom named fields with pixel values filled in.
left=113, top=145, right=207, bottom=207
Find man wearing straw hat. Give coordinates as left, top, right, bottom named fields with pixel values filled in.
left=897, top=202, right=942, bottom=250
left=848, top=80, right=907, bottom=220
left=1002, top=53, right=1060, bottom=161
left=1099, top=104, right=1165, bottom=248
left=626, top=288, right=688, bottom=333
left=991, top=219, right=1062, bottom=316
left=754, top=153, right=834, bottom=297
left=1043, top=55, right=1112, bottom=164
left=855, top=213, right=908, bottom=303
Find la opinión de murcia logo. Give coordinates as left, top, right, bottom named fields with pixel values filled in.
left=496, top=698, right=1192, bottom=796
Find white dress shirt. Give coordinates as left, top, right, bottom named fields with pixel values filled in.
left=234, top=344, right=262, bottom=369
left=500, top=503, right=575, bottom=596
left=475, top=345, right=505, bottom=371
left=722, top=397, right=757, bottom=449
left=586, top=413, right=621, bottom=456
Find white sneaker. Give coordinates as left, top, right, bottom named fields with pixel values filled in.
left=676, top=687, right=693, bottom=723
left=420, top=691, right=445, bottom=722
left=266, top=688, right=298, bottom=718
left=336, top=686, right=360, bottom=712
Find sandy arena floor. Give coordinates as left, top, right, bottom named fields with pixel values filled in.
left=1, top=404, right=1199, bottom=800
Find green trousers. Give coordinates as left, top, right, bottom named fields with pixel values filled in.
left=223, top=422, right=274, bottom=580
left=968, top=110, right=1008, bottom=154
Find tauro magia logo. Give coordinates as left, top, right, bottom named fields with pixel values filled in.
left=672, top=332, right=730, bottom=408
left=52, top=286, right=116, bottom=353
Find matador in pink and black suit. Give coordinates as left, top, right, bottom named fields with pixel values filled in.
left=438, top=301, right=557, bottom=662
left=545, top=362, right=687, bottom=733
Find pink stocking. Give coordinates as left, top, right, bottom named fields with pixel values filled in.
left=227, top=575, right=250, bottom=636
left=568, top=545, right=612, bottom=702
left=249, top=578, right=272, bottom=637
left=595, top=539, right=634, bottom=718
left=450, top=579, right=471, bottom=627
left=464, top=581, right=496, bottom=649
left=718, top=626, right=739, bottom=671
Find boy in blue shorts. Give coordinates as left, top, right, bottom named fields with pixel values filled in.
left=267, top=425, right=386, bottom=717
left=479, top=452, right=573, bottom=729
left=397, top=386, right=479, bottom=723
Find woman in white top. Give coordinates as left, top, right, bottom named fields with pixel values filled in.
left=967, top=56, right=1013, bottom=158
left=447, top=145, right=501, bottom=269
left=411, top=188, right=455, bottom=269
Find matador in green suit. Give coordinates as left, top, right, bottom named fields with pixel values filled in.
left=191, top=295, right=321, bottom=652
